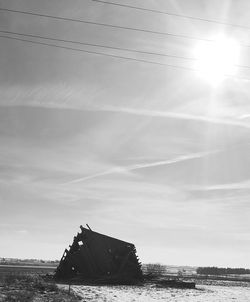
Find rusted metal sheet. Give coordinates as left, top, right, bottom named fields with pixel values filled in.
left=55, top=225, right=142, bottom=284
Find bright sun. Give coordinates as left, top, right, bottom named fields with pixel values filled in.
left=194, top=36, right=240, bottom=84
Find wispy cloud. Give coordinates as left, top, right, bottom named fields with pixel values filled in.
left=100, top=105, right=250, bottom=129
left=16, top=230, right=29, bottom=235
left=64, top=150, right=218, bottom=184
left=238, top=114, right=250, bottom=120
left=2, top=85, right=250, bottom=131
left=188, top=180, right=250, bottom=191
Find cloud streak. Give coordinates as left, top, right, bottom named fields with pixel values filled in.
left=100, top=105, right=250, bottom=130
left=2, top=86, right=250, bottom=130
left=188, top=180, right=250, bottom=191
left=64, top=150, right=218, bottom=184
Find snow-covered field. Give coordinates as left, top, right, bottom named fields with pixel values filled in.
left=69, top=282, right=250, bottom=302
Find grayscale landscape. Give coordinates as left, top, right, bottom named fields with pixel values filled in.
left=1, top=0, right=250, bottom=301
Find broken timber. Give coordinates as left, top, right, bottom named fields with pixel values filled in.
left=55, top=225, right=142, bottom=284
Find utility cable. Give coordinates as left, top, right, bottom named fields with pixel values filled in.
left=0, top=7, right=216, bottom=43
left=1, top=30, right=250, bottom=70
left=0, top=29, right=195, bottom=61
left=0, top=34, right=249, bottom=80
left=92, top=0, right=250, bottom=31
left=0, top=34, right=192, bottom=68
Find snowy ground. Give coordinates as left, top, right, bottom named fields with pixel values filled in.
left=62, top=282, right=250, bottom=302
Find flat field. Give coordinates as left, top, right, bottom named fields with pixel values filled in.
left=0, top=265, right=80, bottom=302
left=0, top=264, right=56, bottom=276
left=1, top=264, right=250, bottom=301
left=66, top=281, right=250, bottom=302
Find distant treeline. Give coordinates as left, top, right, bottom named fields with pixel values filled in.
left=142, top=263, right=167, bottom=275
left=197, top=267, right=250, bottom=275
left=0, top=258, right=59, bottom=265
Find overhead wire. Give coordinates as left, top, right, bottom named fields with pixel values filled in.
left=0, top=34, right=250, bottom=81
left=0, top=29, right=195, bottom=61
left=0, top=7, right=218, bottom=43
left=0, top=34, right=195, bottom=69
left=2, top=6, right=250, bottom=49
left=1, top=29, right=250, bottom=70
left=0, top=5, right=250, bottom=77
left=92, top=0, right=250, bottom=31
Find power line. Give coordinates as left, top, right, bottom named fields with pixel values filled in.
left=92, top=0, right=250, bottom=31
left=0, top=34, right=190, bottom=68
left=2, top=6, right=250, bottom=48
left=0, top=7, right=214, bottom=43
left=0, top=30, right=195, bottom=61
left=2, top=30, right=250, bottom=70
left=0, top=34, right=249, bottom=81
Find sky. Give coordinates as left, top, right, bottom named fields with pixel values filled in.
left=1, top=0, right=250, bottom=267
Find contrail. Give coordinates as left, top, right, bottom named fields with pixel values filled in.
left=63, top=167, right=126, bottom=184
left=2, top=94, right=250, bottom=129
left=63, top=150, right=218, bottom=184
left=100, top=105, right=250, bottom=129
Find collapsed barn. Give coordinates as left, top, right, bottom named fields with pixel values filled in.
left=55, top=225, right=142, bottom=284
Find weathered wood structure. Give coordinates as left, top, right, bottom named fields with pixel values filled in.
left=55, top=225, right=142, bottom=284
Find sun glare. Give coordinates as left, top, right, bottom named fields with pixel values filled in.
left=194, top=36, right=240, bottom=84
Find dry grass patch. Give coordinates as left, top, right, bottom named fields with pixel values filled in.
left=0, top=274, right=80, bottom=302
